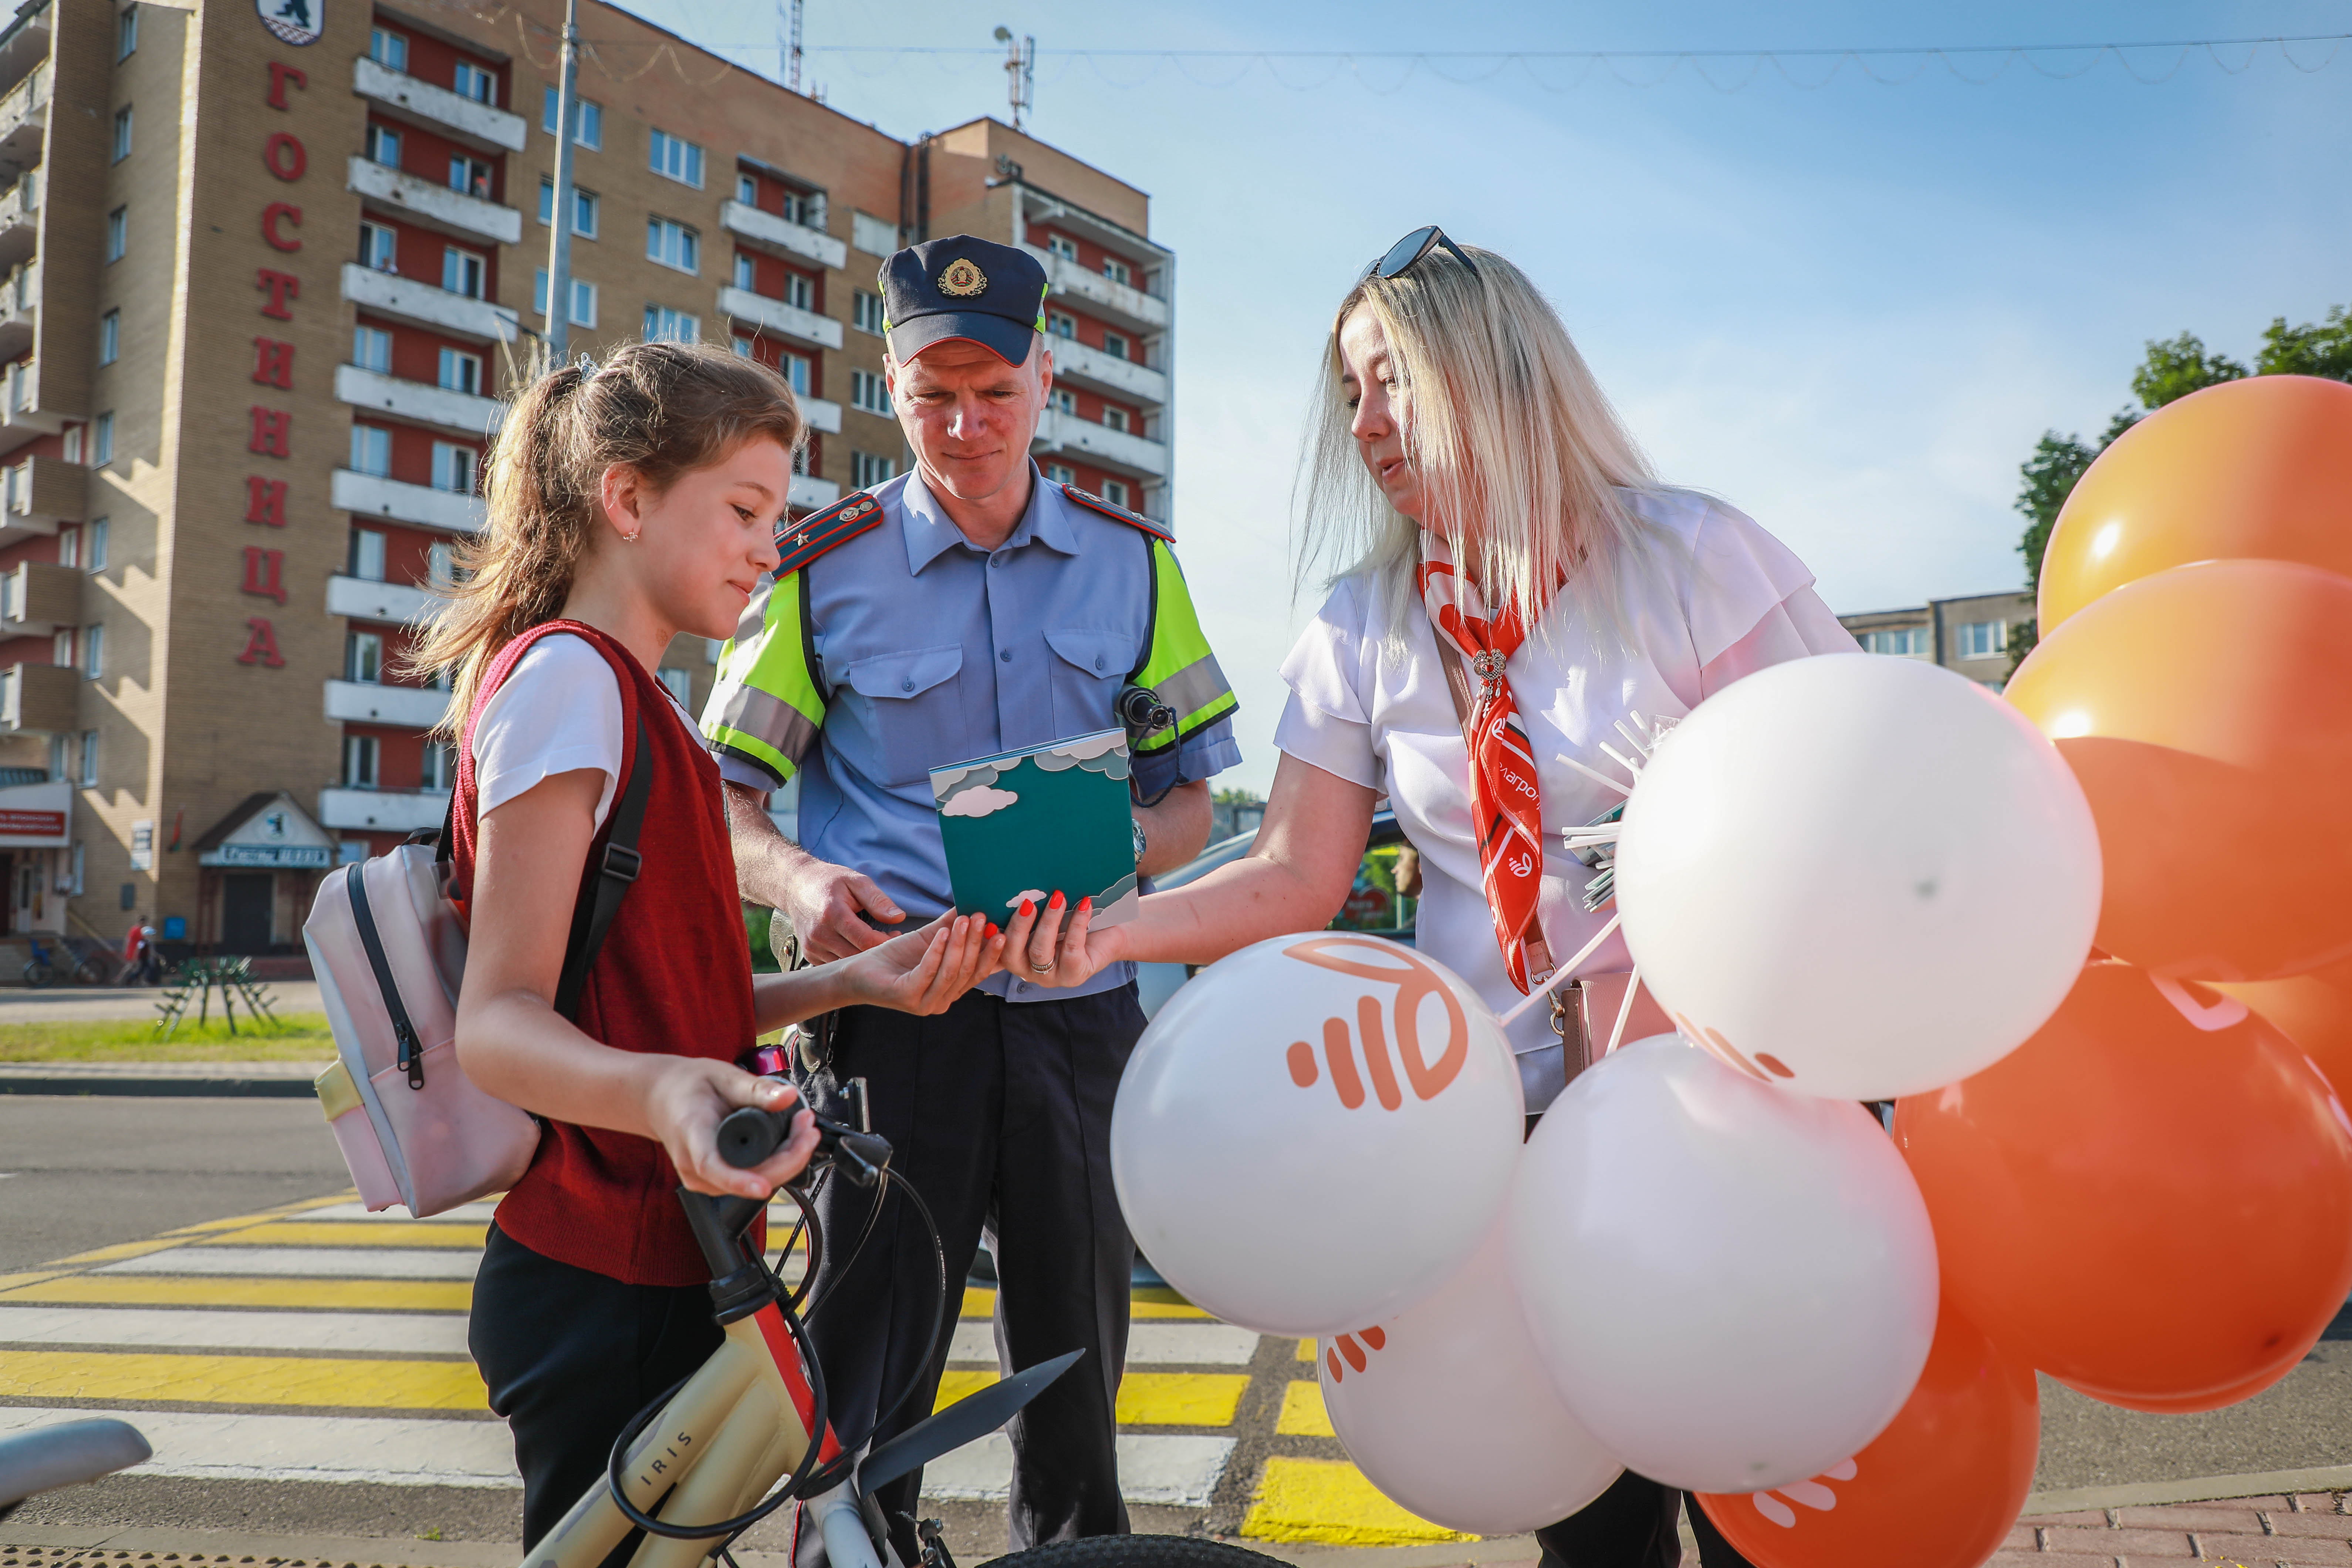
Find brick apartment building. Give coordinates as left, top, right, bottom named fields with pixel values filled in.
left=0, top=0, right=1175, bottom=957
left=1838, top=589, right=2034, bottom=690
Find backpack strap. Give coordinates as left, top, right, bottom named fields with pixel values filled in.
left=553, top=710, right=650, bottom=1020
left=344, top=864, right=427, bottom=1090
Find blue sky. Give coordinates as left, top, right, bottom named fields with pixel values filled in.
left=617, top=0, right=2352, bottom=791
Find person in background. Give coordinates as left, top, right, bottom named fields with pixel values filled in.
left=121, top=914, right=159, bottom=986
left=1025, top=229, right=1859, bottom=1568
left=701, top=236, right=1241, bottom=1561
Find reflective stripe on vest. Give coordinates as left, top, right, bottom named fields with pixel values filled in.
left=701, top=571, right=825, bottom=790
left=1129, top=538, right=1236, bottom=754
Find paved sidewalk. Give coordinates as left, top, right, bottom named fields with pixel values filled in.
left=1996, top=1491, right=2352, bottom=1565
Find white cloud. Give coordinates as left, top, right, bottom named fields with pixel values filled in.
left=1007, top=888, right=1049, bottom=910
left=942, top=785, right=1020, bottom=819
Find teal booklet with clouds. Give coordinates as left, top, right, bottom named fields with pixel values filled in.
left=930, top=728, right=1140, bottom=926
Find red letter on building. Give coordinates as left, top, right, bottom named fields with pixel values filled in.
left=262, top=202, right=303, bottom=252
left=263, top=132, right=306, bottom=182
left=244, top=476, right=287, bottom=526
left=247, top=407, right=291, bottom=458
left=256, top=268, right=300, bottom=320
left=237, top=618, right=286, bottom=668
left=251, top=337, right=293, bottom=388
left=266, top=62, right=308, bottom=110
left=241, top=546, right=289, bottom=605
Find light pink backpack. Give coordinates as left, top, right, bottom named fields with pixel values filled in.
left=305, top=707, right=651, bottom=1217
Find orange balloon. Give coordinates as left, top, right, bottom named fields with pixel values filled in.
left=2062, top=1361, right=2297, bottom=1415
left=1693, top=1295, right=2037, bottom=1568
left=2038, top=375, right=2352, bottom=633
left=1895, top=962, right=2352, bottom=1407
left=2215, top=954, right=2352, bottom=1109
left=2005, top=559, right=2352, bottom=981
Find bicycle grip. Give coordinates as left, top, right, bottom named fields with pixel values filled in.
left=717, top=1105, right=802, bottom=1170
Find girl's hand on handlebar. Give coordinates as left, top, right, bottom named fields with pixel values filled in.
left=846, top=912, right=1003, bottom=1016
left=649, top=1061, right=820, bottom=1198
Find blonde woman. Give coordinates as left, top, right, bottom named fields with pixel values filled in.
left=1030, top=229, right=1854, bottom=1565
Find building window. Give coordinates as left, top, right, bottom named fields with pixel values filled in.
left=643, top=305, right=699, bottom=344
left=448, top=155, right=492, bottom=200
left=452, top=61, right=496, bottom=105
left=1104, top=406, right=1129, bottom=433
left=1102, top=331, right=1129, bottom=361
left=77, top=731, right=96, bottom=789
left=368, top=26, right=408, bottom=72
left=343, top=734, right=379, bottom=788
left=657, top=667, right=692, bottom=707
left=421, top=741, right=453, bottom=791
left=1048, top=311, right=1075, bottom=339
left=541, top=88, right=602, bottom=148
left=110, top=107, right=131, bottom=163
left=731, top=251, right=755, bottom=291
left=533, top=270, right=597, bottom=327
left=1104, top=257, right=1131, bottom=287
left=850, top=369, right=889, bottom=414
left=352, top=324, right=391, bottom=374
left=438, top=347, right=483, bottom=396
left=442, top=246, right=486, bottom=299
left=1860, top=626, right=1928, bottom=657
left=1045, top=461, right=1075, bottom=484
left=60, top=425, right=79, bottom=463
left=736, top=173, right=757, bottom=206
left=538, top=180, right=598, bottom=236
left=429, top=540, right=454, bottom=587
left=852, top=289, right=885, bottom=335
left=1100, top=479, right=1129, bottom=509
left=365, top=123, right=402, bottom=169
left=1045, top=233, right=1077, bottom=262
left=87, top=517, right=108, bottom=572
left=851, top=450, right=896, bottom=489
left=780, top=272, right=812, bottom=311
left=1957, top=620, right=2008, bottom=659
left=92, top=413, right=113, bottom=466
left=646, top=217, right=699, bottom=274
left=1051, top=388, right=1074, bottom=416
left=57, top=524, right=77, bottom=567
left=359, top=221, right=398, bottom=273
left=432, top=442, right=477, bottom=494
left=649, top=128, right=704, bottom=187
left=346, top=631, right=383, bottom=684
left=82, top=624, right=104, bottom=679
left=117, top=7, right=136, bottom=58
left=98, top=310, right=119, bottom=366
left=52, top=629, right=72, bottom=666
left=779, top=352, right=811, bottom=395
left=349, top=424, right=391, bottom=476
left=105, top=207, right=125, bottom=263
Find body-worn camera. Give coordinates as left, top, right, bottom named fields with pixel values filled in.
left=1114, top=683, right=1176, bottom=739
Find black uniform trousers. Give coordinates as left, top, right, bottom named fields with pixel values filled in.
left=800, top=983, right=1143, bottom=1564
left=1535, top=1469, right=1751, bottom=1568
left=470, top=1223, right=726, bottom=1559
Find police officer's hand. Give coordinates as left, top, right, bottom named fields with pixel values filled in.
left=1000, top=891, right=1130, bottom=989
left=782, top=857, right=905, bottom=963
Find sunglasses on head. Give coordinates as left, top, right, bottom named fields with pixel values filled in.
left=1365, top=225, right=1479, bottom=283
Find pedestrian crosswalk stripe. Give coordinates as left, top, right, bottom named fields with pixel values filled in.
left=1241, top=1457, right=1473, bottom=1547
left=0, top=1349, right=487, bottom=1410
left=931, top=1370, right=1249, bottom=1427
left=1275, top=1381, right=1333, bottom=1438
left=0, top=1406, right=516, bottom=1489
left=957, top=1286, right=1204, bottom=1321
left=1295, top=1338, right=1317, bottom=1362
left=942, top=1322, right=1258, bottom=1367
left=299, top=1202, right=501, bottom=1223
left=0, top=1276, right=471, bottom=1312
left=920, top=1433, right=1234, bottom=1509
left=202, top=1221, right=490, bottom=1249
left=0, top=1305, right=473, bottom=1355
left=99, top=1246, right=480, bottom=1279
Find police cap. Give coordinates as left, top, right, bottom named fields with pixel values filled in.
left=879, top=236, right=1048, bottom=367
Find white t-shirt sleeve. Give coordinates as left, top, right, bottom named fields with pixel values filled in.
left=1682, top=499, right=1826, bottom=669
left=1698, top=585, right=1861, bottom=698
left=1274, top=574, right=1383, bottom=791
left=471, top=634, right=625, bottom=830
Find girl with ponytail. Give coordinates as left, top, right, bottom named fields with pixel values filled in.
left=420, top=341, right=1008, bottom=1549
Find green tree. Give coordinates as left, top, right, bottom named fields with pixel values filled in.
left=2129, top=332, right=2247, bottom=410
left=2257, top=305, right=2352, bottom=381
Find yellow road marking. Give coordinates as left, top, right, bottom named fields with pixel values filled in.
left=1276, top=1381, right=1334, bottom=1437
left=0, top=1349, right=487, bottom=1410
left=962, top=1287, right=996, bottom=1318
left=1296, top=1338, right=1317, bottom=1362
left=959, top=1286, right=1208, bottom=1322
left=160, top=1195, right=360, bottom=1236
left=935, top=1369, right=998, bottom=1410
left=1241, top=1457, right=1475, bottom=1547
left=0, top=1271, right=70, bottom=1293
left=201, top=1221, right=489, bottom=1249
left=51, top=1239, right=192, bottom=1265
left=929, top=1369, right=1248, bottom=1427
left=0, top=1276, right=472, bottom=1311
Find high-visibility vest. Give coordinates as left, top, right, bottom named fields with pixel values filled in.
left=702, top=483, right=1236, bottom=801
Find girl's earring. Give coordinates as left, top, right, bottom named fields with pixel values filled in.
left=621, top=531, right=641, bottom=543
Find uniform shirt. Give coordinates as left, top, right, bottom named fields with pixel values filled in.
left=714, top=465, right=1242, bottom=1003
left=1274, top=489, right=1857, bottom=1109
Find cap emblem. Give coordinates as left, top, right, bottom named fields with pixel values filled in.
left=937, top=257, right=989, bottom=298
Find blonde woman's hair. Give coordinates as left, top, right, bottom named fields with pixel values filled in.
left=1295, top=244, right=1663, bottom=643
left=409, top=339, right=803, bottom=729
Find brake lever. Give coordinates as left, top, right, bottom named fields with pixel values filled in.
left=717, top=1102, right=893, bottom=1187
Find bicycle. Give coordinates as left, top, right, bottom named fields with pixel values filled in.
left=523, top=1097, right=1290, bottom=1568
left=21, top=937, right=105, bottom=989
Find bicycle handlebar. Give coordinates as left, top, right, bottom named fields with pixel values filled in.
left=717, top=1103, right=894, bottom=1187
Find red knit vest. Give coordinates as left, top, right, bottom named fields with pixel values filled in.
left=453, top=621, right=757, bottom=1286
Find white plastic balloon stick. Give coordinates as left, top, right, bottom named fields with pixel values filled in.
left=1605, top=965, right=1642, bottom=1057
left=1555, top=752, right=1633, bottom=797
left=1498, top=913, right=1621, bottom=1029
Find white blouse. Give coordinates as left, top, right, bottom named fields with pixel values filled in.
left=1275, top=489, right=1858, bottom=1110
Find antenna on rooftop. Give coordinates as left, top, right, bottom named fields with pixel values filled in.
left=784, top=0, right=804, bottom=93
left=993, top=26, right=1034, bottom=132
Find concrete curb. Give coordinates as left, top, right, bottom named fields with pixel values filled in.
left=2020, top=1463, right=2352, bottom=1517
left=0, top=1062, right=323, bottom=1098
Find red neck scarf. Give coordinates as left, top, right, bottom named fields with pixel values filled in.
left=1417, top=533, right=1555, bottom=994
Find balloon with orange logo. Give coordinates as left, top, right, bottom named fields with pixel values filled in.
left=1693, top=1294, right=2038, bottom=1568
left=2037, top=376, right=2352, bottom=635
left=1111, top=933, right=1523, bottom=1335
left=1896, top=962, right=2352, bottom=1409
left=2005, top=558, right=2352, bottom=981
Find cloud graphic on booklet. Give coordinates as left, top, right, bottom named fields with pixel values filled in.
left=941, top=784, right=1021, bottom=819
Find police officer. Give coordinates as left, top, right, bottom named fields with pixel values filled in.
left=700, top=235, right=1240, bottom=1559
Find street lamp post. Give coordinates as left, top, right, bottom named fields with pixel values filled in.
left=544, top=0, right=581, bottom=362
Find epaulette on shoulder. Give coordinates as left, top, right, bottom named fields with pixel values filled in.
left=1060, top=481, right=1173, bottom=543
left=774, top=490, right=884, bottom=577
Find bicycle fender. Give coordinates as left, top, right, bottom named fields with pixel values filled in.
left=855, top=1349, right=1084, bottom=1497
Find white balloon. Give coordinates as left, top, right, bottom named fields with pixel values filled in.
left=1112, top=933, right=1523, bottom=1336
left=1509, top=1035, right=1938, bottom=1494
left=1615, top=652, right=2100, bottom=1099
left=1320, top=1214, right=1622, bottom=1534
